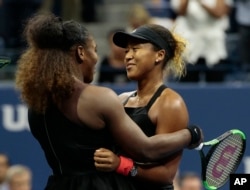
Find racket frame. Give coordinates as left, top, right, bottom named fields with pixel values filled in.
left=198, top=129, right=246, bottom=190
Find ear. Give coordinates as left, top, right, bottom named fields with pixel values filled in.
left=156, top=49, right=166, bottom=63
left=76, top=46, right=84, bottom=64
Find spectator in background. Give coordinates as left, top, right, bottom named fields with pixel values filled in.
left=235, top=0, right=250, bottom=71
left=171, top=0, right=233, bottom=82
left=2, top=0, right=43, bottom=49
left=126, top=3, right=152, bottom=32
left=178, top=172, right=203, bottom=190
left=95, top=28, right=129, bottom=84
left=39, top=0, right=81, bottom=21
left=38, top=0, right=62, bottom=17
left=144, top=0, right=177, bottom=29
left=5, top=165, right=32, bottom=190
left=81, top=0, right=103, bottom=22
left=0, top=153, right=10, bottom=190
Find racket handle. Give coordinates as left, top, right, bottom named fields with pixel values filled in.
left=195, top=143, right=204, bottom=150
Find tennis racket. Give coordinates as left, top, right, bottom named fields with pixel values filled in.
left=195, top=129, right=246, bottom=190
left=0, top=56, right=11, bottom=69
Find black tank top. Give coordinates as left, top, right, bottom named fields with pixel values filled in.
left=124, top=84, right=174, bottom=190
left=124, top=84, right=167, bottom=137
left=28, top=105, right=137, bottom=190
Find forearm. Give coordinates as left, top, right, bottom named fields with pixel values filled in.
left=199, top=0, right=230, bottom=18
left=134, top=152, right=182, bottom=184
left=141, top=129, right=190, bottom=161
left=177, top=0, right=189, bottom=15
left=136, top=164, right=174, bottom=184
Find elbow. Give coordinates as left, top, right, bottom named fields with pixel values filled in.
left=179, top=11, right=187, bottom=16
left=213, top=7, right=231, bottom=18
left=213, top=12, right=225, bottom=18
left=140, top=146, right=163, bottom=161
left=177, top=10, right=187, bottom=16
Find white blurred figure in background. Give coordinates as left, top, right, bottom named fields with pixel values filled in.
left=178, top=172, right=203, bottom=190
left=170, top=0, right=233, bottom=82
left=5, top=165, right=32, bottom=190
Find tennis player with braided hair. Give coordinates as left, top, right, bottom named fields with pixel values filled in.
left=94, top=24, right=191, bottom=190
left=15, top=14, right=202, bottom=190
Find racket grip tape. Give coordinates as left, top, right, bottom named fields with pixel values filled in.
left=187, top=125, right=202, bottom=148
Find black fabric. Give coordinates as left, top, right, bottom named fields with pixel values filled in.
left=131, top=180, right=174, bottom=190
left=124, top=84, right=174, bottom=190
left=124, top=84, right=167, bottom=137
left=113, top=26, right=171, bottom=53
left=28, top=105, right=136, bottom=190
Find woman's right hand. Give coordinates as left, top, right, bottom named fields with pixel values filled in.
left=94, top=148, right=120, bottom=172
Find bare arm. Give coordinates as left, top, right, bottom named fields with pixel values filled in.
left=93, top=86, right=194, bottom=161
left=94, top=89, right=189, bottom=183
left=199, top=0, right=231, bottom=18
left=171, top=0, right=189, bottom=15
left=133, top=89, right=188, bottom=183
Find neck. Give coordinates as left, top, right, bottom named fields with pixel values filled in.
left=136, top=80, right=163, bottom=101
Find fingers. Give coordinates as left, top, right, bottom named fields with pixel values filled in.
left=94, top=148, right=115, bottom=165
left=94, top=148, right=120, bottom=172
left=94, top=161, right=114, bottom=172
left=94, top=155, right=118, bottom=172
left=94, top=148, right=112, bottom=157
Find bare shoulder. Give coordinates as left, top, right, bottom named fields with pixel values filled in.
left=81, top=84, right=120, bottom=102
left=162, top=88, right=185, bottom=101
left=158, top=88, right=187, bottom=110
left=77, top=84, right=123, bottom=118
left=153, top=88, right=189, bottom=132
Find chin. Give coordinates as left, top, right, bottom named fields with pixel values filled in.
left=127, top=74, right=136, bottom=80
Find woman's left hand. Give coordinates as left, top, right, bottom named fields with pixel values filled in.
left=94, top=148, right=120, bottom=172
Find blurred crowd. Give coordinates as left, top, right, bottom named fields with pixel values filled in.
left=94, top=0, right=250, bottom=84
left=0, top=0, right=249, bottom=83
left=0, top=153, right=32, bottom=190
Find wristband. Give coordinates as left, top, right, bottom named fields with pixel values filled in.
left=187, top=125, right=202, bottom=146
left=115, top=156, right=134, bottom=176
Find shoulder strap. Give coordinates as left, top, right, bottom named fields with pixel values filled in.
left=123, top=91, right=137, bottom=106
left=145, top=84, right=167, bottom=111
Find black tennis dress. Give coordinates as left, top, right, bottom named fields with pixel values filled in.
left=28, top=105, right=136, bottom=190
left=124, top=84, right=174, bottom=190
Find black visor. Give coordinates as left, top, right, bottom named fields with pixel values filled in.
left=113, top=26, right=169, bottom=52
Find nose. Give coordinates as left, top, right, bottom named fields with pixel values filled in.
left=125, top=49, right=133, bottom=61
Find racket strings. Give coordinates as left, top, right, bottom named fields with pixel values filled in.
left=205, top=134, right=243, bottom=188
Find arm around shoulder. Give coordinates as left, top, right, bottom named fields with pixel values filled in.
left=91, top=86, right=201, bottom=161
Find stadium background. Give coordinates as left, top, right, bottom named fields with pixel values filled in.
left=0, top=82, right=249, bottom=190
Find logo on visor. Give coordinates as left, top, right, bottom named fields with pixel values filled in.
left=132, top=29, right=137, bottom=33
